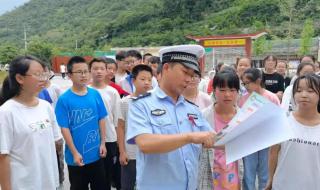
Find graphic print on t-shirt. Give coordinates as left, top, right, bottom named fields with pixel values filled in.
left=28, top=119, right=51, bottom=132
left=264, top=79, right=278, bottom=85
left=83, top=129, right=99, bottom=154
left=69, top=108, right=95, bottom=130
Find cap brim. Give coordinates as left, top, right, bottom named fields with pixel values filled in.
left=180, top=61, right=200, bottom=74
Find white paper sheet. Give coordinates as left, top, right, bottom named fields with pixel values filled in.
left=214, top=93, right=295, bottom=164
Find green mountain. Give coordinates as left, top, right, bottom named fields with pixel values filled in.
left=0, top=0, right=319, bottom=50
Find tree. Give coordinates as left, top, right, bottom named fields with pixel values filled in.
left=299, top=18, right=315, bottom=56
left=26, top=40, right=54, bottom=64
left=279, top=0, right=297, bottom=60
left=252, top=21, right=271, bottom=56
left=0, top=43, right=20, bottom=65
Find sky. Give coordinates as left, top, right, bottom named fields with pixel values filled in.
left=0, top=0, right=30, bottom=15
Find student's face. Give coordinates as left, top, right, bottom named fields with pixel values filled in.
left=90, top=62, right=107, bottom=83
left=185, top=74, right=200, bottom=90
left=276, top=62, right=287, bottom=76
left=69, top=63, right=90, bottom=87
left=117, top=60, right=129, bottom=71
left=242, top=75, right=260, bottom=93
left=264, top=58, right=277, bottom=70
left=143, top=55, right=152, bottom=64
left=17, top=61, right=47, bottom=94
left=237, top=58, right=251, bottom=77
left=124, top=56, right=141, bottom=72
left=298, top=65, right=315, bottom=76
left=214, top=86, right=238, bottom=106
left=133, top=71, right=152, bottom=94
left=294, top=79, right=319, bottom=111
left=149, top=63, right=158, bottom=76
left=106, top=63, right=117, bottom=80
left=164, top=63, right=194, bottom=96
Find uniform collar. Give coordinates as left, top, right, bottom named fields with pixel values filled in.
left=155, top=86, right=185, bottom=104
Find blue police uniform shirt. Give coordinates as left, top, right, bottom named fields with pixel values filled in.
left=127, top=86, right=212, bottom=190
left=55, top=87, right=107, bottom=165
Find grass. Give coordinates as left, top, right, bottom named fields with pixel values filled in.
left=0, top=71, right=8, bottom=85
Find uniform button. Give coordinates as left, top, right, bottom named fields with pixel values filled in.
left=179, top=121, right=182, bottom=124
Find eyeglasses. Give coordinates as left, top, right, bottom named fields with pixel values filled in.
left=241, top=81, right=251, bottom=87
left=191, top=75, right=201, bottom=82
left=25, top=72, right=50, bottom=81
left=71, top=70, right=90, bottom=75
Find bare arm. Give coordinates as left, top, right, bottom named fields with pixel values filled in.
left=61, top=128, right=84, bottom=166
left=135, top=132, right=215, bottom=154
left=98, top=118, right=107, bottom=158
left=116, top=119, right=129, bottom=165
left=265, top=144, right=281, bottom=190
left=0, top=154, right=11, bottom=190
left=117, top=119, right=127, bottom=155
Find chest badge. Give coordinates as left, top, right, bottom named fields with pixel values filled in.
left=151, top=109, right=166, bottom=116
left=187, top=113, right=198, bottom=126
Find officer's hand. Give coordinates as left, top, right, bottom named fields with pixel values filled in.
left=73, top=152, right=84, bottom=166
left=119, top=151, right=129, bottom=166
left=188, top=132, right=215, bottom=148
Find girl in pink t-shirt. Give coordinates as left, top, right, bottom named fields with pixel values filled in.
left=200, top=70, right=241, bottom=190
left=239, top=68, right=280, bottom=190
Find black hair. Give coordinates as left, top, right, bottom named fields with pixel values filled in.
left=88, top=57, right=118, bottom=70
left=116, top=51, right=126, bottom=61
left=220, top=66, right=236, bottom=73
left=131, top=64, right=153, bottom=79
left=104, top=57, right=118, bottom=69
left=143, top=53, right=152, bottom=61
left=242, top=68, right=264, bottom=87
left=89, top=57, right=107, bottom=70
left=126, top=50, right=142, bottom=60
left=148, top=56, right=161, bottom=64
left=296, top=62, right=315, bottom=76
left=215, top=62, right=225, bottom=73
left=213, top=70, right=240, bottom=91
left=263, top=55, right=278, bottom=67
left=0, top=55, right=45, bottom=105
left=300, top=55, right=316, bottom=63
left=292, top=74, right=320, bottom=113
left=67, top=56, right=87, bottom=73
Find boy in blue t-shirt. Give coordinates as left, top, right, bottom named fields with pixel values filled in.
left=55, top=56, right=108, bottom=190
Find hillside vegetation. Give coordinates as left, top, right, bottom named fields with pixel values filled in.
left=0, top=0, right=319, bottom=50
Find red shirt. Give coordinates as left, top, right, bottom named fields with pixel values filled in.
left=109, top=82, right=129, bottom=97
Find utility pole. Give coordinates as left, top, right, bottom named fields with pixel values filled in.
left=75, top=39, right=78, bottom=49
left=23, top=24, right=27, bottom=51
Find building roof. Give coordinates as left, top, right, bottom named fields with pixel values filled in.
left=186, top=31, right=268, bottom=41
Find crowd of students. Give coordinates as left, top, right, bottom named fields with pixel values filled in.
left=0, top=46, right=320, bottom=190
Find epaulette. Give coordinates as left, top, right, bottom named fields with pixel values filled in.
left=185, top=99, right=199, bottom=107
left=132, top=92, right=151, bottom=101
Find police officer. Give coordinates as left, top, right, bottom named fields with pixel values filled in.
left=126, top=45, right=216, bottom=190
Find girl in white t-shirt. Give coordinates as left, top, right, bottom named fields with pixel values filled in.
left=0, top=56, right=62, bottom=190
left=266, top=74, right=320, bottom=190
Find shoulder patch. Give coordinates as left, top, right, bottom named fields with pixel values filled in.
left=185, top=99, right=199, bottom=107
left=132, top=92, right=151, bottom=101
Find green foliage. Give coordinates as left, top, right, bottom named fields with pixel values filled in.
left=0, top=43, right=20, bottom=65
left=26, top=39, right=54, bottom=64
left=299, top=18, right=315, bottom=56
left=0, top=0, right=319, bottom=49
left=252, top=21, right=272, bottom=56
